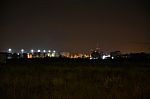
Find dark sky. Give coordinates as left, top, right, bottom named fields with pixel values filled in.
left=1, top=0, right=150, bottom=53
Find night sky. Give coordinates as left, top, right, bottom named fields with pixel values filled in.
left=1, top=0, right=150, bottom=53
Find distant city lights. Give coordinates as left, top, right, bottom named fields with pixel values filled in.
left=2, top=48, right=149, bottom=60
left=21, top=49, right=24, bottom=53
left=37, top=50, right=41, bottom=52
left=102, top=55, right=110, bottom=60
left=53, top=50, right=56, bottom=53
left=111, top=57, right=114, bottom=59
left=8, top=48, right=12, bottom=53
left=48, top=50, right=51, bottom=53
left=31, top=49, right=34, bottom=53
left=6, top=48, right=58, bottom=54
left=4, top=48, right=120, bottom=60
left=43, top=50, right=46, bottom=53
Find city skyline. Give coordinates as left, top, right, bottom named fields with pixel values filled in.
left=1, top=0, right=150, bottom=53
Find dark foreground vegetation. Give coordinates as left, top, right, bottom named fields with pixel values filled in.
left=0, top=58, right=150, bottom=99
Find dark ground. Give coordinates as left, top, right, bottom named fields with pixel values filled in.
left=0, top=58, right=150, bottom=99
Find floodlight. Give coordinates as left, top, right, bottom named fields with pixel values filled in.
left=8, top=48, right=12, bottom=52
left=21, top=49, right=24, bottom=53
left=38, top=50, right=41, bottom=52
left=43, top=50, right=46, bottom=53
left=31, top=49, right=34, bottom=53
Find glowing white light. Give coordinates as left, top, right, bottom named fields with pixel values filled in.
left=43, top=50, right=46, bottom=53
left=111, top=57, right=114, bottom=59
left=47, top=53, right=51, bottom=57
left=53, top=50, right=56, bottom=53
left=37, top=50, right=41, bottom=52
left=102, top=55, right=111, bottom=59
left=48, top=50, right=51, bottom=53
left=52, top=53, right=55, bottom=57
left=31, top=49, right=34, bottom=53
left=21, top=49, right=24, bottom=53
left=8, top=48, right=12, bottom=52
left=102, top=55, right=106, bottom=60
left=90, top=57, right=93, bottom=60
left=90, top=57, right=98, bottom=60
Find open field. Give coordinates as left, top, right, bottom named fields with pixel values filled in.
left=0, top=59, right=150, bottom=99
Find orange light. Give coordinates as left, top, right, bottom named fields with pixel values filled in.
left=27, top=53, right=32, bottom=58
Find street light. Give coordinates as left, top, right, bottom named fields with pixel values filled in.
left=43, top=50, right=46, bottom=53
left=8, top=48, right=12, bottom=53
left=38, top=50, right=41, bottom=52
left=31, top=49, right=34, bottom=53
left=48, top=50, right=51, bottom=53
left=53, top=50, right=56, bottom=53
left=21, top=49, right=24, bottom=53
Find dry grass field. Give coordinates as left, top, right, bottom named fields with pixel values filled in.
left=0, top=59, right=150, bottom=99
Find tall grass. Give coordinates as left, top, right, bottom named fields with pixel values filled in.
left=0, top=61, right=150, bottom=99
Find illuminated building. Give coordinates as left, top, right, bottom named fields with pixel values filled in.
left=110, top=51, right=121, bottom=59
left=60, top=52, right=70, bottom=58
left=27, top=53, right=32, bottom=58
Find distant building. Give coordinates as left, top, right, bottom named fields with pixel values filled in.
left=69, top=53, right=82, bottom=58
left=60, top=52, right=70, bottom=58
left=60, top=52, right=91, bottom=59
left=27, top=53, right=32, bottom=58
left=31, top=51, right=60, bottom=58
left=12, top=53, right=21, bottom=59
left=110, top=51, right=121, bottom=59
left=32, top=52, right=43, bottom=58
left=82, top=53, right=91, bottom=58
left=91, top=51, right=102, bottom=59
left=7, top=53, right=13, bottom=59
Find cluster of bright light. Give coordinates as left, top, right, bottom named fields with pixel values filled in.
left=48, top=50, right=51, bottom=53
left=34, top=49, right=56, bottom=53
left=30, top=49, right=54, bottom=53
left=43, top=50, right=46, bottom=53
left=102, top=55, right=110, bottom=59
left=31, top=49, right=34, bottom=53
left=7, top=48, right=56, bottom=53
left=37, top=50, right=41, bottom=52
left=8, top=48, right=12, bottom=52
left=111, top=56, right=114, bottom=59
left=90, top=54, right=112, bottom=60
left=90, top=57, right=99, bottom=60
left=21, top=49, right=24, bottom=53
